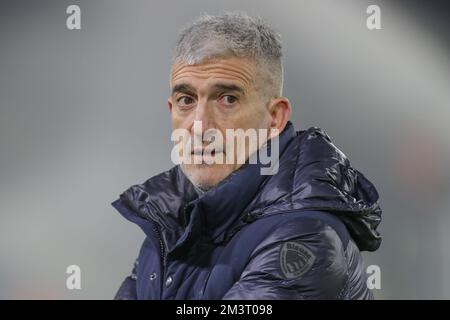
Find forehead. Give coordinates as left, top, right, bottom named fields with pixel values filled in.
left=170, top=57, right=256, bottom=91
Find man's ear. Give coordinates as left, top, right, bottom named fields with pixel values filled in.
left=268, top=97, right=292, bottom=138
left=167, top=97, right=173, bottom=113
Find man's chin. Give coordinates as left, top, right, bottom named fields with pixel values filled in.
left=181, top=163, right=236, bottom=191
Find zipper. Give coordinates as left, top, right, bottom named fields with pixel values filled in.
left=151, top=221, right=166, bottom=296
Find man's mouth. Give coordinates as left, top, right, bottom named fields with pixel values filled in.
left=192, top=148, right=223, bottom=156
left=190, top=148, right=225, bottom=164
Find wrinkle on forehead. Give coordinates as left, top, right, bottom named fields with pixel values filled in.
left=170, top=57, right=256, bottom=92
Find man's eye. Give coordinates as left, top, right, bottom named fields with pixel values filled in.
left=219, top=95, right=238, bottom=106
left=177, top=96, right=195, bottom=107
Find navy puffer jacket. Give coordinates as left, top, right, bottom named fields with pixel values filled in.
left=111, top=122, right=382, bottom=300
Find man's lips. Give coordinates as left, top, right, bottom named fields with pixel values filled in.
left=191, top=148, right=224, bottom=155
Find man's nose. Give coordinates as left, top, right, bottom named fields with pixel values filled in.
left=193, top=98, right=214, bottom=130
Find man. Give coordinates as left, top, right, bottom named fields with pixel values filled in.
left=112, top=12, right=382, bottom=300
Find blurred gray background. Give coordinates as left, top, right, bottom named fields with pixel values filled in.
left=0, top=0, right=449, bottom=299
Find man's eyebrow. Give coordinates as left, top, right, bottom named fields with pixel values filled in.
left=171, top=83, right=196, bottom=96
left=212, top=83, right=245, bottom=95
left=171, top=83, right=246, bottom=97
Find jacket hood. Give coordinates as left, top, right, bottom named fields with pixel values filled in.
left=245, top=125, right=382, bottom=251
left=112, top=122, right=382, bottom=253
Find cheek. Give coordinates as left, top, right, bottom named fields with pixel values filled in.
left=170, top=114, right=180, bottom=130
left=171, top=112, right=192, bottom=130
left=238, top=103, right=270, bottom=128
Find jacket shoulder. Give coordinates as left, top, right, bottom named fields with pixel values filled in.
left=250, top=210, right=350, bottom=254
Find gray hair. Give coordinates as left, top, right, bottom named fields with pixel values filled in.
left=171, top=11, right=284, bottom=98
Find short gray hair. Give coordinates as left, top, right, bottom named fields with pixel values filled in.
left=171, top=11, right=284, bottom=98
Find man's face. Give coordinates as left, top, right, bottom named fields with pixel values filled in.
left=168, top=56, right=274, bottom=190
